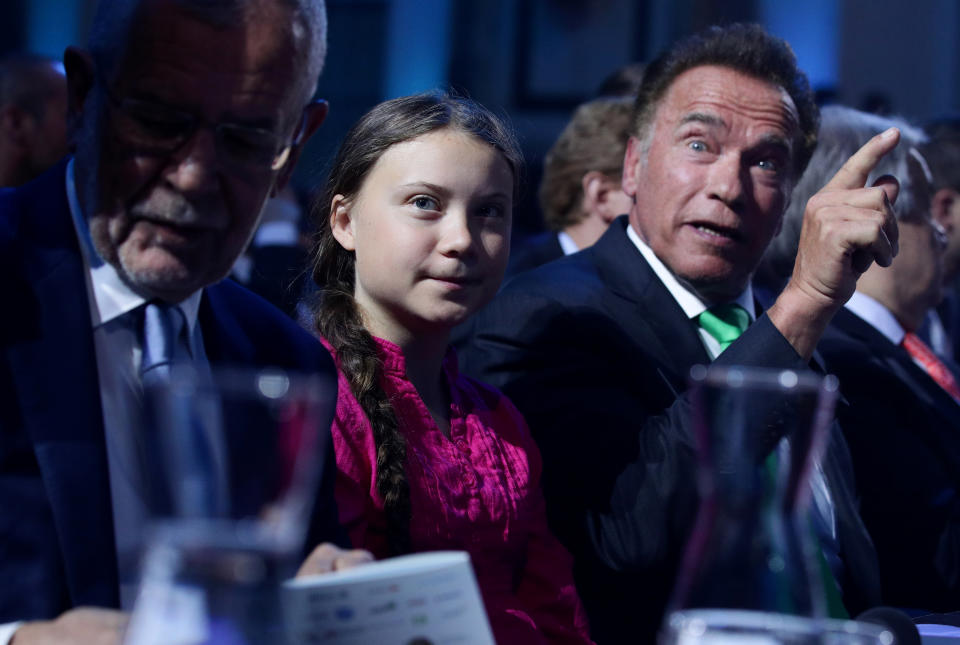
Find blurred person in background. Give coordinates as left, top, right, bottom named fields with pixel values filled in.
left=917, top=117, right=960, bottom=362
left=805, top=107, right=960, bottom=610
left=595, top=61, right=646, bottom=99
left=508, top=97, right=634, bottom=276
left=0, top=53, right=67, bottom=187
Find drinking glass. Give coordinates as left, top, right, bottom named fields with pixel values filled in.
left=663, top=611, right=893, bottom=645
left=661, top=365, right=842, bottom=644
left=123, top=366, right=335, bottom=645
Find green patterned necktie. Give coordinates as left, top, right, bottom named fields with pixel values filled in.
left=697, top=303, right=751, bottom=352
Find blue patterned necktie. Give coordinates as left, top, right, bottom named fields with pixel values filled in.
left=140, top=302, right=191, bottom=387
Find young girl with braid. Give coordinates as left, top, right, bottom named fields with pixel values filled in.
left=308, top=92, right=592, bottom=644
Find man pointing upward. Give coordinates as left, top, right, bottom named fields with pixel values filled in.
left=463, top=23, right=898, bottom=642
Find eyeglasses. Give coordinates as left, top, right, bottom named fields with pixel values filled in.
left=932, top=219, right=949, bottom=249
left=904, top=215, right=949, bottom=250
left=98, top=79, right=304, bottom=172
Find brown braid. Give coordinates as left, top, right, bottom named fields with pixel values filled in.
left=308, top=91, right=522, bottom=556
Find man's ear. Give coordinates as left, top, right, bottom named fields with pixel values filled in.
left=272, top=99, right=329, bottom=195
left=63, top=47, right=94, bottom=151
left=329, top=194, right=356, bottom=251
left=582, top=171, right=625, bottom=223
left=932, top=187, right=959, bottom=232
left=621, top=136, right=643, bottom=199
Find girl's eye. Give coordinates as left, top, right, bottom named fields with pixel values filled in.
left=413, top=196, right=440, bottom=210
left=476, top=204, right=505, bottom=219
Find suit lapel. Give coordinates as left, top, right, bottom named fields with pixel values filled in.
left=8, top=163, right=119, bottom=607
left=833, top=308, right=960, bottom=462
left=589, top=218, right=710, bottom=392
left=835, top=309, right=960, bottom=415
left=198, top=281, right=255, bottom=366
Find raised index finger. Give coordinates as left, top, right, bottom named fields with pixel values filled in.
left=822, top=127, right=900, bottom=191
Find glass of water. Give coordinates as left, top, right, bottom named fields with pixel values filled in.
left=661, top=610, right=893, bottom=645
left=124, top=366, right=335, bottom=645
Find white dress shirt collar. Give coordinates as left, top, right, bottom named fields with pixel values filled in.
left=65, top=159, right=202, bottom=332
left=844, top=290, right=905, bottom=345
left=625, top=222, right=755, bottom=321
left=557, top=230, right=580, bottom=256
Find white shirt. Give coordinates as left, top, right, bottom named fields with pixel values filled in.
left=626, top=223, right=756, bottom=357
left=557, top=230, right=580, bottom=257
left=844, top=290, right=905, bottom=346
left=844, top=290, right=954, bottom=386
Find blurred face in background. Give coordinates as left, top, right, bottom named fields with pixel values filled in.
left=888, top=151, right=946, bottom=328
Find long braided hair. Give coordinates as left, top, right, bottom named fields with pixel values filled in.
left=309, top=91, right=522, bottom=555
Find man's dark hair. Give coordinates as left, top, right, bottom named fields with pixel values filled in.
left=921, top=116, right=960, bottom=193
left=633, top=23, right=819, bottom=180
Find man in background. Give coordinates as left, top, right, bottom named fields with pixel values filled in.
left=0, top=53, right=67, bottom=187
left=809, top=107, right=960, bottom=610
left=917, top=117, right=960, bottom=361
left=509, top=97, right=634, bottom=276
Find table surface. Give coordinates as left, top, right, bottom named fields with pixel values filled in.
left=919, top=623, right=960, bottom=644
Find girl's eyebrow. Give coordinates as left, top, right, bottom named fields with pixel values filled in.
left=398, top=182, right=511, bottom=201
left=399, top=181, right=448, bottom=193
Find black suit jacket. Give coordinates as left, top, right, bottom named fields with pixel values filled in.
left=506, top=231, right=566, bottom=278
left=0, top=161, right=345, bottom=621
left=819, top=306, right=960, bottom=611
left=461, top=217, right=880, bottom=643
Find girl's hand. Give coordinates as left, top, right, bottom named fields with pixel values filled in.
left=296, top=542, right=374, bottom=577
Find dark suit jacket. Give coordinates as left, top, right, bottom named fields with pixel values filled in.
left=819, top=306, right=960, bottom=611
left=461, top=216, right=880, bottom=643
left=0, top=160, right=344, bottom=622
left=506, top=231, right=565, bottom=278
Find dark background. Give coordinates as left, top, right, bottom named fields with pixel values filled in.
left=6, top=0, right=960, bottom=238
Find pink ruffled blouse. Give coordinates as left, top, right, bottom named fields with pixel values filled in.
left=324, top=336, right=592, bottom=644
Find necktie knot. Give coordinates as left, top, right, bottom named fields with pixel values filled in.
left=697, top=303, right=750, bottom=352
left=140, top=302, right=191, bottom=385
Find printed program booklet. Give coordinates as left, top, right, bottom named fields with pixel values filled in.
left=283, top=550, right=495, bottom=645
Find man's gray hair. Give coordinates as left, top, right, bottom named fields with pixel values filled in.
left=88, top=0, right=327, bottom=105
left=762, top=105, right=929, bottom=285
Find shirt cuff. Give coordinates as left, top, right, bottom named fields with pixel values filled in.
left=0, top=621, right=23, bottom=644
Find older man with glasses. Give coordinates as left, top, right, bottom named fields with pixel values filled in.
left=788, top=107, right=960, bottom=612
left=0, top=1, right=365, bottom=642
